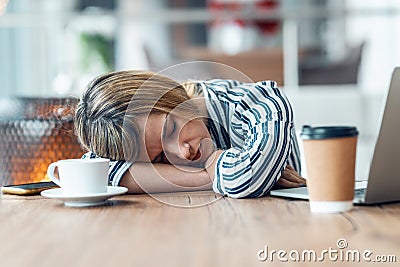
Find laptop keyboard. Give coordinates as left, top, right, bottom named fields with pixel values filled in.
left=355, top=188, right=367, bottom=197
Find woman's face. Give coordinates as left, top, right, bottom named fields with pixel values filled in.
left=135, top=112, right=214, bottom=167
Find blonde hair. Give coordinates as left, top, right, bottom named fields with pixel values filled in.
left=74, top=70, right=199, bottom=161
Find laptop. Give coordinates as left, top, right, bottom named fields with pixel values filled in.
left=271, top=67, right=400, bottom=204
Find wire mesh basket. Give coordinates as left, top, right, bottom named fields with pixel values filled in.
left=0, top=97, right=85, bottom=186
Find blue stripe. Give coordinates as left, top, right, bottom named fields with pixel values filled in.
left=221, top=164, right=252, bottom=181
left=109, top=160, right=124, bottom=184
left=250, top=121, right=291, bottom=197
left=225, top=176, right=252, bottom=194
left=247, top=91, right=272, bottom=120
left=203, top=80, right=300, bottom=198
left=221, top=153, right=250, bottom=168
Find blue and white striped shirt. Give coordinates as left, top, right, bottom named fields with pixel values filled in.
left=83, top=79, right=301, bottom=198
left=199, top=79, right=301, bottom=198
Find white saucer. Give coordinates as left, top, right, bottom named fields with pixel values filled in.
left=41, top=186, right=128, bottom=207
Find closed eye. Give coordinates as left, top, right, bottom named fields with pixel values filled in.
left=154, top=114, right=176, bottom=164
left=169, top=119, right=176, bottom=137
left=152, top=151, right=162, bottom=163
left=151, top=151, right=169, bottom=164
left=163, top=114, right=176, bottom=138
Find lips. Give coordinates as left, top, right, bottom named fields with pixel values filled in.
left=190, top=142, right=202, bottom=161
left=192, top=150, right=201, bottom=161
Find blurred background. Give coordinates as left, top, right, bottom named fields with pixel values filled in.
left=1, top=0, right=400, bottom=184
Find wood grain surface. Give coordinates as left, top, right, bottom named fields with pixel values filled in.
left=1, top=191, right=399, bottom=267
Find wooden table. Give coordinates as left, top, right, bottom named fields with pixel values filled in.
left=1, top=191, right=399, bottom=267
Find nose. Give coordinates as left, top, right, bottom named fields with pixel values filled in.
left=181, top=143, right=191, bottom=159
left=163, top=141, right=191, bottom=161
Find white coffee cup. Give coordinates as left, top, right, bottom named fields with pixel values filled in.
left=47, top=158, right=110, bottom=195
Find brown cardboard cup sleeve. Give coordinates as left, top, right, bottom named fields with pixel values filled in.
left=301, top=125, right=359, bottom=213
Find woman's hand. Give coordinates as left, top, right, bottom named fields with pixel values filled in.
left=274, top=165, right=307, bottom=189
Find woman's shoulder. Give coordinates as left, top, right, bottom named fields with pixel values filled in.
left=202, top=79, right=278, bottom=89
left=200, top=79, right=280, bottom=99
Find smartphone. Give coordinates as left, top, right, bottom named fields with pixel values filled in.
left=1, top=181, right=59, bottom=196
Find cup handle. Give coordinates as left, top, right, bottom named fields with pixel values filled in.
left=47, top=162, right=61, bottom=186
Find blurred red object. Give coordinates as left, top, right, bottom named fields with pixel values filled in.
left=254, top=0, right=280, bottom=35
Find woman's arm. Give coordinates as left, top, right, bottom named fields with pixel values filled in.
left=205, top=150, right=305, bottom=186
left=205, top=150, right=224, bottom=181
left=119, top=162, right=213, bottom=194
left=202, top=80, right=302, bottom=198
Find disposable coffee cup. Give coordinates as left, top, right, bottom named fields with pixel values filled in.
left=300, top=125, right=358, bottom=213
left=47, top=158, right=110, bottom=195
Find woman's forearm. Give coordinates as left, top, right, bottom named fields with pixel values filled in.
left=120, top=162, right=213, bottom=194
left=205, top=150, right=224, bottom=181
